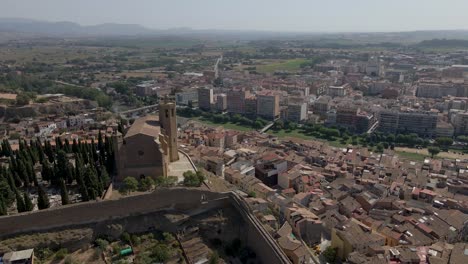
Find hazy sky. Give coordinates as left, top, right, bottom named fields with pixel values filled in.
left=2, top=0, right=468, bottom=32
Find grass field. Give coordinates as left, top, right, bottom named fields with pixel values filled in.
left=256, top=59, right=307, bottom=73
left=192, top=117, right=254, bottom=132
left=395, top=151, right=428, bottom=162
left=268, top=129, right=311, bottom=140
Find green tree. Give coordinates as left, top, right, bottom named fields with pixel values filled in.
left=151, top=244, right=171, bottom=262
left=0, top=196, right=6, bottom=215
left=376, top=143, right=384, bottom=153
left=37, top=186, right=50, bottom=210
left=56, top=150, right=73, bottom=185
left=109, top=81, right=130, bottom=95
left=155, top=176, right=177, bottom=187
left=23, top=192, right=33, bottom=211
left=435, top=137, right=453, bottom=149
left=183, top=171, right=204, bottom=187
left=0, top=178, right=14, bottom=205
left=122, top=177, right=138, bottom=194
left=457, top=135, right=468, bottom=143
left=99, top=169, right=110, bottom=190
left=15, top=190, right=26, bottom=213
left=15, top=93, right=31, bottom=106
left=60, top=179, right=70, bottom=205
left=41, top=161, right=54, bottom=182
left=209, top=251, right=220, bottom=264
left=96, top=94, right=112, bottom=109
left=163, top=232, right=175, bottom=243
left=95, top=238, right=109, bottom=250
left=83, top=166, right=101, bottom=200
left=322, top=247, right=337, bottom=263
left=428, top=146, right=441, bottom=158
left=139, top=177, right=155, bottom=191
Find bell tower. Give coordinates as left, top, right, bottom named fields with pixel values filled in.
left=159, top=97, right=179, bottom=162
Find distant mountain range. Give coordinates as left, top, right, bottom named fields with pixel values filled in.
left=2, top=18, right=468, bottom=45
left=0, top=18, right=154, bottom=36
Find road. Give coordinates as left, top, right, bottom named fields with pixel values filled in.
left=54, top=80, right=91, bottom=89
left=214, top=56, right=222, bottom=78
left=259, top=122, right=275, bottom=133
left=118, top=104, right=159, bottom=115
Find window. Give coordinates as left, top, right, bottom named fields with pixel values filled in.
left=165, top=109, right=169, bottom=118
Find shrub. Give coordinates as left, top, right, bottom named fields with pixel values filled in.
left=95, top=238, right=109, bottom=250
left=54, top=248, right=68, bottom=261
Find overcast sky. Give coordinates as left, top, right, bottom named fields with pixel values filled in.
left=2, top=0, right=468, bottom=32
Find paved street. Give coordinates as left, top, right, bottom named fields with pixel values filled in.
left=167, top=153, right=196, bottom=182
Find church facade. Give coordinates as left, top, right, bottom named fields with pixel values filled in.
left=114, top=99, right=179, bottom=181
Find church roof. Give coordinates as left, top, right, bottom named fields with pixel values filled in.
left=124, top=115, right=161, bottom=139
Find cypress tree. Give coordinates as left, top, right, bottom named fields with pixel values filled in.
left=66, top=165, right=74, bottom=184
left=99, top=168, right=111, bottom=190
left=17, top=160, right=30, bottom=187
left=35, top=139, right=45, bottom=164
left=72, top=138, right=79, bottom=153
left=26, top=160, right=36, bottom=186
left=32, top=170, right=39, bottom=187
left=91, top=140, right=98, bottom=162
left=9, top=156, right=17, bottom=173
left=37, top=186, right=50, bottom=210
left=55, top=137, right=63, bottom=150
left=6, top=170, right=16, bottom=191
left=15, top=190, right=26, bottom=213
left=23, top=192, right=33, bottom=211
left=83, top=166, right=100, bottom=200
left=41, top=161, right=52, bottom=182
left=98, top=131, right=105, bottom=156
left=0, top=196, right=6, bottom=215
left=12, top=171, right=22, bottom=188
left=60, top=179, right=69, bottom=205
left=118, top=121, right=124, bottom=134
left=0, top=177, right=14, bottom=205
left=75, top=155, right=89, bottom=201
left=2, top=139, right=11, bottom=157
left=64, top=138, right=71, bottom=153
left=56, top=150, right=72, bottom=184
left=75, top=154, right=84, bottom=179
left=44, top=140, right=54, bottom=163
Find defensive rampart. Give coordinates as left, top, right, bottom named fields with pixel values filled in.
left=0, top=188, right=290, bottom=263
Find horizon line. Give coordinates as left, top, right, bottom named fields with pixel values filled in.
left=1, top=17, right=468, bottom=35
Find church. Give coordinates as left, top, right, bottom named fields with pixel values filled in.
left=113, top=98, right=179, bottom=181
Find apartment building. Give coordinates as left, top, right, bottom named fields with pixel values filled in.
left=197, top=87, right=214, bottom=111
left=313, top=95, right=332, bottom=118
left=287, top=102, right=308, bottom=123
left=257, top=90, right=280, bottom=120
left=416, top=81, right=467, bottom=98
left=378, top=108, right=438, bottom=137
left=175, top=90, right=198, bottom=106
left=335, top=104, right=376, bottom=134
left=227, top=88, right=250, bottom=114
left=215, top=93, right=227, bottom=112
left=244, top=96, right=257, bottom=117
left=451, top=111, right=468, bottom=135
left=327, top=84, right=349, bottom=97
